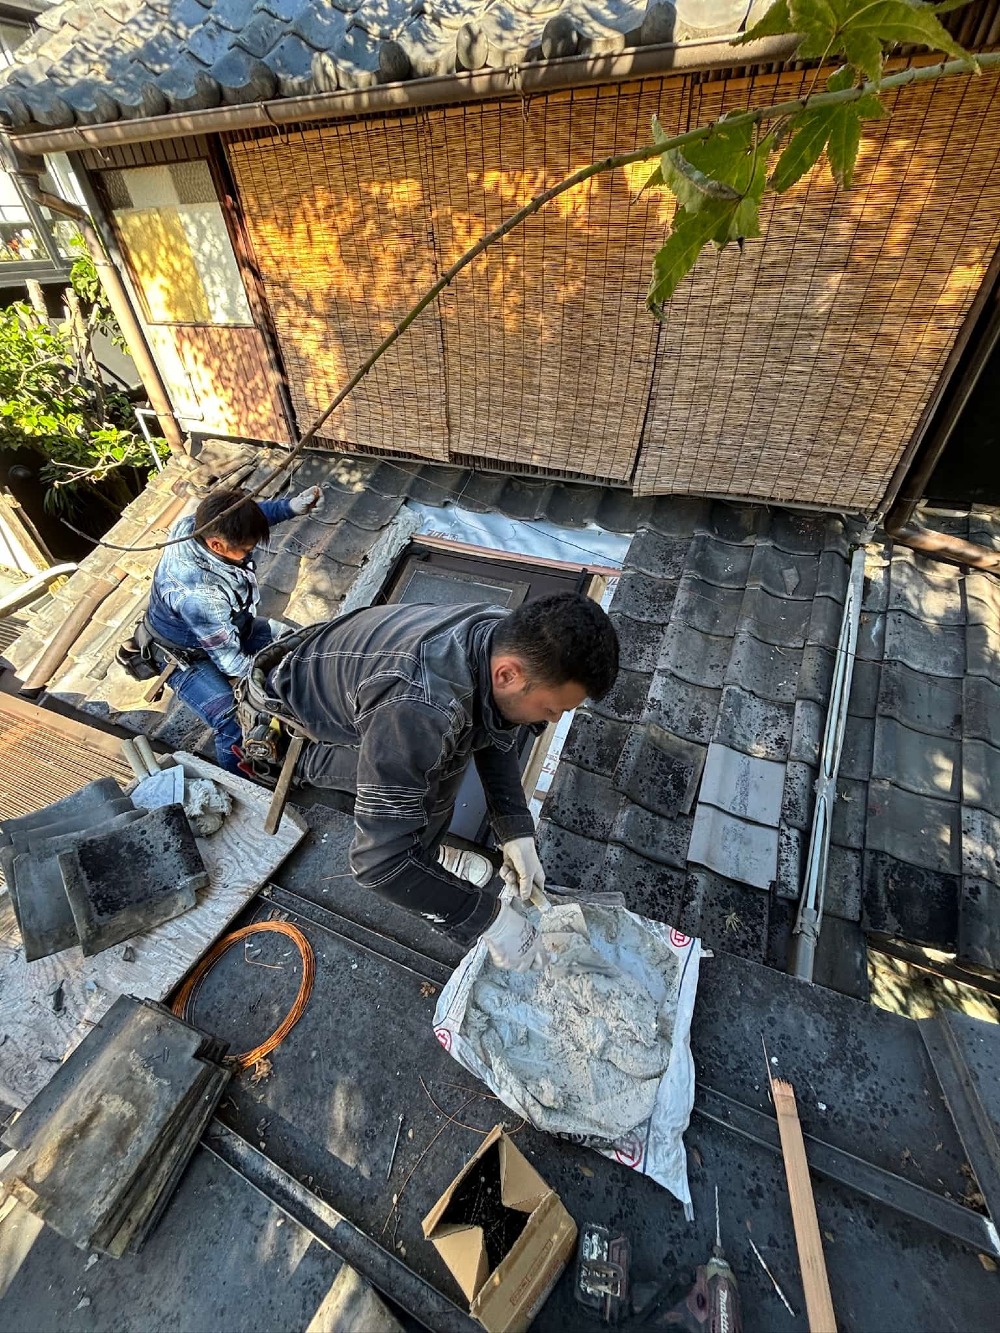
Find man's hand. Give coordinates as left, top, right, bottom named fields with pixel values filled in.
left=290, top=485, right=323, bottom=515
left=483, top=900, right=546, bottom=972
left=500, top=836, right=545, bottom=903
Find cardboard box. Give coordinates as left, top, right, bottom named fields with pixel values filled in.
left=422, top=1125, right=577, bottom=1333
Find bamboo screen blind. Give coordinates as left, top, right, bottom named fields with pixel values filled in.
left=227, top=117, right=450, bottom=462
left=227, top=67, right=1000, bottom=509
left=635, top=64, right=1000, bottom=507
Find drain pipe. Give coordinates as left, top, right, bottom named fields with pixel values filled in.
left=1, top=138, right=185, bottom=458
left=789, top=543, right=868, bottom=981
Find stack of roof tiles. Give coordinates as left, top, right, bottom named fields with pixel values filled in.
left=0, top=994, right=229, bottom=1257
left=0, top=777, right=208, bottom=960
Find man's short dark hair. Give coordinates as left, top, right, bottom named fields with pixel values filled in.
left=493, top=592, right=619, bottom=700
left=195, top=487, right=270, bottom=548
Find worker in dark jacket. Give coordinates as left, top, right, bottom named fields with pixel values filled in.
left=140, top=484, right=321, bottom=772
left=262, top=593, right=619, bottom=969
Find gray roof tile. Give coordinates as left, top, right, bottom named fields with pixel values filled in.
left=604, top=844, right=687, bottom=922
left=612, top=722, right=705, bottom=819
left=746, top=541, right=818, bottom=600
left=535, top=819, right=609, bottom=893
left=699, top=742, right=784, bottom=826
left=645, top=496, right=711, bottom=538
left=541, top=484, right=603, bottom=529
left=646, top=672, right=720, bottom=745
left=816, top=548, right=850, bottom=602
left=957, top=878, right=1000, bottom=972
left=595, top=490, right=653, bottom=533
left=542, top=762, right=620, bottom=840
left=609, top=569, right=676, bottom=624
left=291, top=0, right=351, bottom=49
left=672, top=576, right=743, bottom=637
left=788, top=698, right=823, bottom=767
left=884, top=609, right=965, bottom=678
left=558, top=709, right=628, bottom=775
left=266, top=32, right=315, bottom=93
left=713, top=685, right=793, bottom=761
left=769, top=509, right=850, bottom=557
left=700, top=501, right=766, bottom=546
left=863, top=850, right=958, bottom=950
left=742, top=585, right=812, bottom=647
left=680, top=868, right=770, bottom=960
left=185, top=17, right=234, bottom=64
left=214, top=48, right=278, bottom=102
left=611, top=801, right=693, bottom=870
left=658, top=622, right=732, bottom=689
left=775, top=821, right=802, bottom=899
left=781, top=760, right=815, bottom=831
left=826, top=844, right=863, bottom=922
left=688, top=804, right=778, bottom=889
left=887, top=550, right=965, bottom=626
left=961, top=806, right=1000, bottom=888
left=965, top=571, right=1000, bottom=627
left=872, top=717, right=961, bottom=802
left=804, top=594, right=844, bottom=648
left=839, top=713, right=874, bottom=782
left=964, top=674, right=1000, bottom=746
left=624, top=528, right=690, bottom=580
left=845, top=656, right=880, bottom=718
left=866, top=779, right=960, bottom=875
left=234, top=10, right=286, bottom=55
left=611, top=611, right=667, bottom=673
left=963, top=738, right=1000, bottom=814
left=877, top=660, right=961, bottom=739
left=725, top=632, right=801, bottom=704
left=830, top=776, right=867, bottom=850
left=589, top=666, right=651, bottom=722
left=797, top=643, right=835, bottom=706
left=682, top=531, right=754, bottom=589
left=966, top=620, right=1000, bottom=687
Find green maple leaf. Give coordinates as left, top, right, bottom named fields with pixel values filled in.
left=769, top=93, right=883, bottom=191
left=736, top=0, right=974, bottom=82
left=647, top=129, right=772, bottom=314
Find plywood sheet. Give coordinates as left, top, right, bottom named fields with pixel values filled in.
left=0, top=753, right=306, bottom=1109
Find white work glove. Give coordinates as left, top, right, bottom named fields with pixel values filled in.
left=289, top=485, right=323, bottom=515
left=500, top=836, right=545, bottom=903
left=482, top=900, right=546, bottom=973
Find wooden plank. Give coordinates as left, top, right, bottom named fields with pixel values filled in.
left=0, top=752, right=306, bottom=1110
left=771, top=1078, right=838, bottom=1333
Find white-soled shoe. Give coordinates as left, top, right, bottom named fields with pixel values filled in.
left=436, top=843, right=494, bottom=888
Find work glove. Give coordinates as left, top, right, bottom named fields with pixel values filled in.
left=482, top=899, right=546, bottom=973
left=500, top=836, right=545, bottom=904
left=289, top=485, right=323, bottom=515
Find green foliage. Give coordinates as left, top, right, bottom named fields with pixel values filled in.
left=643, top=0, right=975, bottom=315
left=648, top=122, right=773, bottom=313
left=69, top=241, right=129, bottom=353
left=0, top=302, right=165, bottom=515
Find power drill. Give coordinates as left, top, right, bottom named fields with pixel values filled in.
left=642, top=1187, right=743, bottom=1333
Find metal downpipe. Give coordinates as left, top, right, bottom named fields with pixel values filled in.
left=789, top=544, right=867, bottom=981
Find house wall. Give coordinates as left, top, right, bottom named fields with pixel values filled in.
left=222, top=63, right=1000, bottom=512
left=79, top=136, right=290, bottom=446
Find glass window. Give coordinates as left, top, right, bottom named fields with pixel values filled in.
left=0, top=20, right=31, bottom=66
left=0, top=169, right=45, bottom=263
left=105, top=162, right=252, bottom=326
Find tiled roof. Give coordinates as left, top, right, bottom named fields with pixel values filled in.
left=0, top=0, right=762, bottom=130
left=537, top=498, right=1000, bottom=993
left=5, top=442, right=1000, bottom=993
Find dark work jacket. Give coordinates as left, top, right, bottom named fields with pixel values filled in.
left=265, top=602, right=540, bottom=943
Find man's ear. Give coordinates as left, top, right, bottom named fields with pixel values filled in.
left=204, top=536, right=226, bottom=557
left=492, top=655, right=527, bottom=692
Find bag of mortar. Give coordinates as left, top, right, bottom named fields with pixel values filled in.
left=433, top=894, right=701, bottom=1217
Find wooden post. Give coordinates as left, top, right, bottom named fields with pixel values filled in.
left=771, top=1078, right=837, bottom=1333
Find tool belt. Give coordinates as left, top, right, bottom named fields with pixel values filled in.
left=116, top=614, right=207, bottom=683
left=234, top=626, right=319, bottom=768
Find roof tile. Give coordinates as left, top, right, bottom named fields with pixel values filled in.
left=611, top=802, right=693, bottom=870
left=612, top=722, right=706, bottom=819
left=646, top=672, right=721, bottom=745
left=964, top=674, right=1000, bottom=746
left=866, top=779, right=960, bottom=874
left=725, top=632, right=801, bottom=703
left=863, top=850, right=958, bottom=950
left=535, top=819, right=609, bottom=893
left=830, top=776, right=867, bottom=850
left=688, top=804, right=778, bottom=889
left=957, top=877, right=1000, bottom=972
left=872, top=717, right=961, bottom=801
left=682, top=531, right=754, bottom=589
left=624, top=528, right=690, bottom=580
left=610, top=611, right=668, bottom=672
left=658, top=622, right=733, bottom=688
left=672, top=576, right=744, bottom=637
left=713, top=684, right=793, bottom=761
left=884, top=609, right=965, bottom=678
left=746, top=541, right=818, bottom=600
left=680, top=868, right=769, bottom=961
left=557, top=710, right=629, bottom=775
left=541, top=762, right=620, bottom=840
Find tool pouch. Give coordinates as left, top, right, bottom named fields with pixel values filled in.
left=235, top=626, right=319, bottom=766
left=115, top=620, right=160, bottom=682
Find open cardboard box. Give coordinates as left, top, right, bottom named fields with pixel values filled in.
left=422, top=1125, right=577, bottom=1333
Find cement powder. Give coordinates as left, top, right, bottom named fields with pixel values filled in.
left=464, top=904, right=681, bottom=1141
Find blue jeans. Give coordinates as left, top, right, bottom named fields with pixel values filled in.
left=169, top=619, right=275, bottom=773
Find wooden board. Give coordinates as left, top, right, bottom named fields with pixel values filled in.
left=0, top=753, right=306, bottom=1110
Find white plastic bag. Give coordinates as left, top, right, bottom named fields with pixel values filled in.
left=433, top=900, right=701, bottom=1218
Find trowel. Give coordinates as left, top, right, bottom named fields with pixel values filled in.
left=532, top=886, right=618, bottom=976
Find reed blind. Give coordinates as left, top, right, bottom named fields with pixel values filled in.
left=634, top=64, right=1000, bottom=508
left=227, top=66, right=1000, bottom=510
